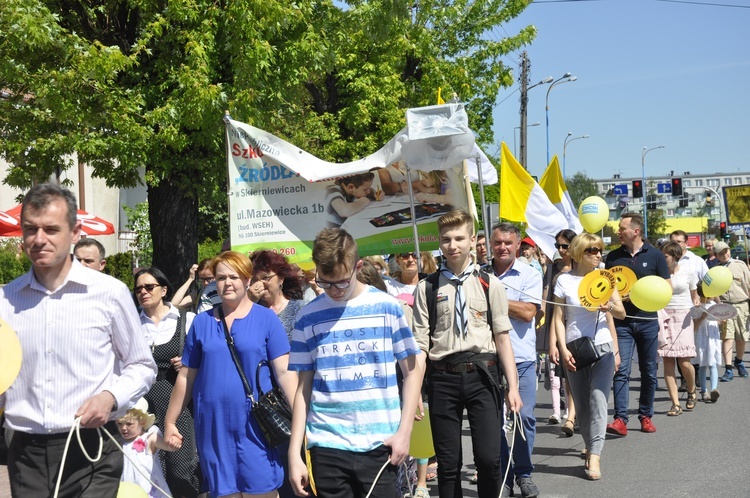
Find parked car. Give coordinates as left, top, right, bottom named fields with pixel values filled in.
left=731, top=246, right=748, bottom=261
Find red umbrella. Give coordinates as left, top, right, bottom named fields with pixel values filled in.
left=0, top=204, right=115, bottom=236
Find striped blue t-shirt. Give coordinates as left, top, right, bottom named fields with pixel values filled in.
left=289, top=285, right=420, bottom=451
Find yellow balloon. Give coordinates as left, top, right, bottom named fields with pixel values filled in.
left=118, top=482, right=149, bottom=498
left=629, top=276, right=672, bottom=312
left=409, top=406, right=435, bottom=459
left=578, top=196, right=609, bottom=233
left=702, top=266, right=732, bottom=298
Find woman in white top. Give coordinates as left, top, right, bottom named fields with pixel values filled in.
left=134, top=268, right=200, bottom=497
left=384, top=252, right=425, bottom=297
left=659, top=242, right=700, bottom=415
left=553, top=233, right=624, bottom=481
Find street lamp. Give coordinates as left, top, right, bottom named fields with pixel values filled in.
left=546, top=73, right=577, bottom=165
left=642, top=145, right=666, bottom=241
left=514, top=122, right=540, bottom=157
left=519, top=75, right=553, bottom=168
left=562, top=133, right=590, bottom=178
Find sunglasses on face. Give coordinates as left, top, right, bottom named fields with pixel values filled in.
left=134, top=284, right=162, bottom=293
left=583, top=247, right=602, bottom=255
left=554, top=243, right=570, bottom=249
left=399, top=253, right=417, bottom=260
left=251, top=274, right=276, bottom=284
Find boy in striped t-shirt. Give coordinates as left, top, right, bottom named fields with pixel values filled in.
left=288, top=228, right=424, bottom=498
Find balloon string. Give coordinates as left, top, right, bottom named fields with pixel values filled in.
left=500, top=282, right=658, bottom=321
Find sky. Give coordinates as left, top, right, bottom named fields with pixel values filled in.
left=488, top=0, right=750, bottom=181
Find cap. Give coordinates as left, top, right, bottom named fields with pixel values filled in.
left=130, top=398, right=156, bottom=429
left=713, top=241, right=730, bottom=254
left=521, top=237, right=536, bottom=247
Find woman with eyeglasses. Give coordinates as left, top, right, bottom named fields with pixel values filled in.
left=544, top=230, right=578, bottom=434
left=385, top=252, right=428, bottom=298
left=247, top=250, right=305, bottom=341
left=165, top=251, right=297, bottom=498
left=133, top=267, right=202, bottom=497
left=552, top=233, right=624, bottom=481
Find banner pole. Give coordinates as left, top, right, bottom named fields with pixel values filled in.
left=405, top=163, right=422, bottom=273
left=474, top=155, right=491, bottom=259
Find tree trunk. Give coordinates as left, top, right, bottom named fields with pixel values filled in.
left=148, top=176, right=198, bottom=292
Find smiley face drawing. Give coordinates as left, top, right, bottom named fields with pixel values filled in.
left=609, top=266, right=636, bottom=297
left=578, top=269, right=616, bottom=311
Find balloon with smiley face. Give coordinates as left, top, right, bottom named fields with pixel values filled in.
left=578, top=269, right=616, bottom=311
left=0, top=317, right=22, bottom=395
left=609, top=265, right=637, bottom=297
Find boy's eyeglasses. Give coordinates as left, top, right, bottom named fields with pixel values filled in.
left=315, top=268, right=356, bottom=289
left=134, top=284, right=162, bottom=293
left=583, top=247, right=602, bottom=255
left=554, top=243, right=570, bottom=250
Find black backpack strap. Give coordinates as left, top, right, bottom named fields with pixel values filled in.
left=425, top=271, right=441, bottom=336
left=478, top=269, right=493, bottom=333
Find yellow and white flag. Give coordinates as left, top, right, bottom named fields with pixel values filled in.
left=539, top=155, right=583, bottom=233
left=500, top=143, right=569, bottom=258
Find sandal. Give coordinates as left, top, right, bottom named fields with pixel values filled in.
left=686, top=391, right=697, bottom=410
left=584, top=454, right=601, bottom=480
left=561, top=419, right=575, bottom=437
left=426, top=463, right=438, bottom=481
left=667, top=403, right=683, bottom=416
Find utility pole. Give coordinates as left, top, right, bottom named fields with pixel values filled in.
left=518, top=51, right=530, bottom=169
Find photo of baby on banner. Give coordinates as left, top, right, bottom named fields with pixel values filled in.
left=224, top=103, right=495, bottom=263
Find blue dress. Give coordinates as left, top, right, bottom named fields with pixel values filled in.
left=182, top=304, right=291, bottom=497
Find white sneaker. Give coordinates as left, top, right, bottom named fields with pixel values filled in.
left=548, top=414, right=560, bottom=424
left=413, top=486, right=430, bottom=498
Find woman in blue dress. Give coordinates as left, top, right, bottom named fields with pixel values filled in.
left=165, top=251, right=298, bottom=498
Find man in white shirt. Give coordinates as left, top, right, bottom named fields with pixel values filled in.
left=0, top=184, right=156, bottom=497
left=670, top=230, right=708, bottom=282
left=73, top=238, right=107, bottom=271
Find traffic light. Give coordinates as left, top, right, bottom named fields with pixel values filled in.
left=720, top=222, right=727, bottom=239
left=671, top=177, right=683, bottom=197
left=632, top=180, right=643, bottom=198
left=646, top=194, right=657, bottom=210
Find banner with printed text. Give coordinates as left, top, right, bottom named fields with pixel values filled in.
left=723, top=184, right=750, bottom=227
left=226, top=119, right=474, bottom=265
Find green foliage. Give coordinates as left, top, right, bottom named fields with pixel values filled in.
left=0, top=238, right=30, bottom=284
left=103, top=251, right=135, bottom=289
left=566, top=172, right=599, bottom=208
left=198, top=238, right=224, bottom=262
left=0, top=0, right=536, bottom=279
left=646, top=208, right=668, bottom=244
left=123, top=202, right=152, bottom=267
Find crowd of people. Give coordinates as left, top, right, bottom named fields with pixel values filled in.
left=1, top=183, right=748, bottom=498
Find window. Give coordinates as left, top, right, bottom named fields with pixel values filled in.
left=708, top=179, right=719, bottom=187
left=724, top=178, right=732, bottom=185
left=695, top=179, right=703, bottom=187
left=736, top=177, right=742, bottom=185
left=684, top=180, right=692, bottom=187
left=666, top=208, right=675, bottom=217
left=683, top=208, right=693, bottom=216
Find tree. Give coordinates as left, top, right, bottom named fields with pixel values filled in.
left=566, top=171, right=599, bottom=207
left=0, top=0, right=535, bottom=284
left=646, top=207, right=668, bottom=244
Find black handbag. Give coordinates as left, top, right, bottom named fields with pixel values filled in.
left=566, top=336, right=602, bottom=369
left=218, top=308, right=292, bottom=447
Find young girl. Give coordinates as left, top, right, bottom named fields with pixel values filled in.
left=415, top=170, right=452, bottom=204
left=692, top=283, right=723, bottom=403
left=118, top=398, right=174, bottom=498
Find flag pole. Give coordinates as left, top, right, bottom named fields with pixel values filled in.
left=474, top=155, right=491, bottom=259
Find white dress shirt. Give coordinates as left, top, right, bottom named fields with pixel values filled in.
left=0, top=259, right=156, bottom=434
left=139, top=303, right=195, bottom=348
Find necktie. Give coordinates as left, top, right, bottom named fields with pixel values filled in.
left=441, top=263, right=475, bottom=338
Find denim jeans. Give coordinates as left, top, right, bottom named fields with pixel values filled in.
left=428, top=366, right=503, bottom=498
left=613, top=320, right=659, bottom=422
left=500, top=360, right=536, bottom=485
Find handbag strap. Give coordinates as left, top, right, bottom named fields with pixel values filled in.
left=217, top=307, right=255, bottom=403
left=255, top=359, right=279, bottom=398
